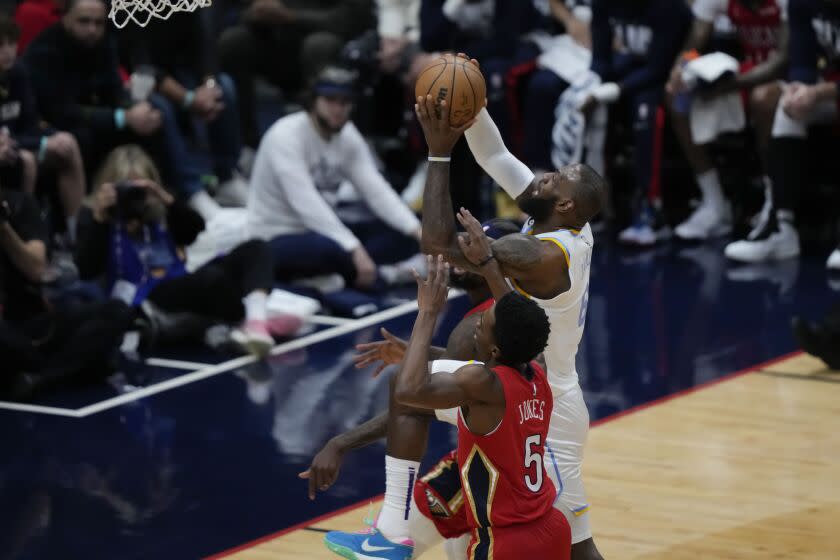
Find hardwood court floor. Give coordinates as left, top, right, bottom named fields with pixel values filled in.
left=217, top=353, right=840, bottom=559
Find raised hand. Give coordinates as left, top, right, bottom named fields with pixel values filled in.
left=414, top=94, right=477, bottom=157
left=413, top=255, right=450, bottom=315
left=353, top=327, right=408, bottom=377
left=456, top=207, right=493, bottom=266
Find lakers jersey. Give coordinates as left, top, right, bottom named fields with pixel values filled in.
left=515, top=220, right=594, bottom=394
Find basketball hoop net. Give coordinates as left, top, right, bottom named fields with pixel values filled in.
left=108, top=0, right=212, bottom=28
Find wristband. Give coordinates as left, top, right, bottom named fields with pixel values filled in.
left=478, top=254, right=495, bottom=267
left=428, top=155, right=451, bottom=162
left=182, top=90, right=195, bottom=109
left=37, top=136, right=48, bottom=163
left=114, top=108, right=126, bottom=130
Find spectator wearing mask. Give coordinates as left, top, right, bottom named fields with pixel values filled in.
left=0, top=181, right=135, bottom=401
left=218, top=0, right=374, bottom=148
left=665, top=0, right=789, bottom=242
left=118, top=11, right=249, bottom=207
left=22, top=0, right=222, bottom=222
left=246, top=66, right=422, bottom=291
left=74, top=145, right=299, bottom=358
left=725, top=0, right=840, bottom=269
left=580, top=0, right=692, bottom=246
left=0, top=16, right=86, bottom=244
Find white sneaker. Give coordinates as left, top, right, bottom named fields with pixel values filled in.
left=618, top=223, right=672, bottom=246
left=215, top=173, right=250, bottom=207
left=230, top=320, right=274, bottom=358
left=724, top=220, right=800, bottom=263
left=618, top=203, right=671, bottom=247
left=827, top=247, right=840, bottom=271
left=675, top=203, right=732, bottom=241
left=379, top=253, right=428, bottom=286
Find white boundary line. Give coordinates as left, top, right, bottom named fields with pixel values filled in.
left=0, top=401, right=81, bottom=417
left=304, top=315, right=354, bottom=326
left=73, top=292, right=462, bottom=418
left=0, top=292, right=464, bottom=419
left=145, top=357, right=214, bottom=370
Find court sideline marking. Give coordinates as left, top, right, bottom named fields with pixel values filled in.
left=0, top=292, right=464, bottom=418
left=205, top=350, right=804, bottom=559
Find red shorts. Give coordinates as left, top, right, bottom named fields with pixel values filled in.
left=467, top=509, right=572, bottom=560
left=413, top=450, right=471, bottom=539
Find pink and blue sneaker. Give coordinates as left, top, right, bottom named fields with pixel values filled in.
left=324, top=513, right=413, bottom=560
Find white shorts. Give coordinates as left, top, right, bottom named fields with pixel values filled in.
left=544, top=383, right=592, bottom=544
left=431, top=359, right=477, bottom=425
left=430, top=361, right=592, bottom=546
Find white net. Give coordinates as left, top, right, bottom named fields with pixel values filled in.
left=108, top=0, right=212, bottom=28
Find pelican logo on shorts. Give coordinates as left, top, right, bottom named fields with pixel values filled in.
left=424, top=487, right=452, bottom=518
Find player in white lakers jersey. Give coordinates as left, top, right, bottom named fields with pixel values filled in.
left=416, top=88, right=605, bottom=560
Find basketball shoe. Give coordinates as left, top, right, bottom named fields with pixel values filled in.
left=618, top=201, right=671, bottom=247
left=675, top=201, right=732, bottom=241
left=724, top=212, right=800, bottom=263
left=324, top=526, right=413, bottom=560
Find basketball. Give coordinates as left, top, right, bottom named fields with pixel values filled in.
left=414, top=53, right=486, bottom=127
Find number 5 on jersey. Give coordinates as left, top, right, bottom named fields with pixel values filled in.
left=524, top=434, right=544, bottom=492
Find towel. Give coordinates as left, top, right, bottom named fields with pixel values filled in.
left=551, top=70, right=608, bottom=176
left=683, top=52, right=746, bottom=144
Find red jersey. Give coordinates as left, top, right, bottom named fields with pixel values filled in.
left=456, top=361, right=556, bottom=531
left=729, top=0, right=785, bottom=64
left=464, top=298, right=494, bottom=318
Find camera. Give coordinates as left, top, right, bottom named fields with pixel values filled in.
left=112, top=181, right=148, bottom=221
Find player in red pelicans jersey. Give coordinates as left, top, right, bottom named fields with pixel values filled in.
left=666, top=0, right=789, bottom=242
left=392, top=255, right=570, bottom=559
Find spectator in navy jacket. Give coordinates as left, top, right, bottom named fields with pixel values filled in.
left=0, top=16, right=85, bottom=244
left=581, top=0, right=692, bottom=246
left=118, top=11, right=249, bottom=207
left=725, top=0, right=840, bottom=269
left=23, top=0, right=223, bottom=222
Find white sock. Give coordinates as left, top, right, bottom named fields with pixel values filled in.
left=188, top=190, right=221, bottom=221
left=243, top=291, right=268, bottom=322
left=696, top=169, right=724, bottom=210
left=65, top=215, right=77, bottom=243
left=376, top=455, right=420, bottom=542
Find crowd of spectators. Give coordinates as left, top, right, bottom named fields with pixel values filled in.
left=1, top=0, right=838, bottom=400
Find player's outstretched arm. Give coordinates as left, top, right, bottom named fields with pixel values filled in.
left=299, top=411, right=389, bottom=500
left=463, top=106, right=536, bottom=202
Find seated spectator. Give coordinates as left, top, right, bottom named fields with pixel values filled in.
left=218, top=0, right=375, bottom=148
left=420, top=0, right=538, bottom=133
left=665, top=0, right=788, bottom=242
left=724, top=0, right=840, bottom=268
left=22, top=0, right=223, bottom=221
left=246, top=66, right=422, bottom=291
left=0, top=16, right=86, bottom=245
left=74, top=145, right=299, bottom=357
left=0, top=178, right=135, bottom=401
left=522, top=0, right=593, bottom=171
left=118, top=11, right=249, bottom=207
left=14, top=0, right=62, bottom=54
left=580, top=0, right=692, bottom=246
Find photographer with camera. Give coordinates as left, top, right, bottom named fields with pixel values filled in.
left=75, top=145, right=297, bottom=358
left=0, top=179, right=136, bottom=401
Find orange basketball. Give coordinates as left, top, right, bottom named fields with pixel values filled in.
left=414, top=53, right=486, bottom=127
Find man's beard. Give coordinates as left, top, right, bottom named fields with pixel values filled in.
left=315, top=113, right=345, bottom=134
left=518, top=195, right=555, bottom=222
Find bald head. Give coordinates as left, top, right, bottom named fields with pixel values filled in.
left=565, top=163, right=606, bottom=225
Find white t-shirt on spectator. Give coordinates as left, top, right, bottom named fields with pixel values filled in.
left=246, top=111, right=421, bottom=252
left=692, top=0, right=788, bottom=23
